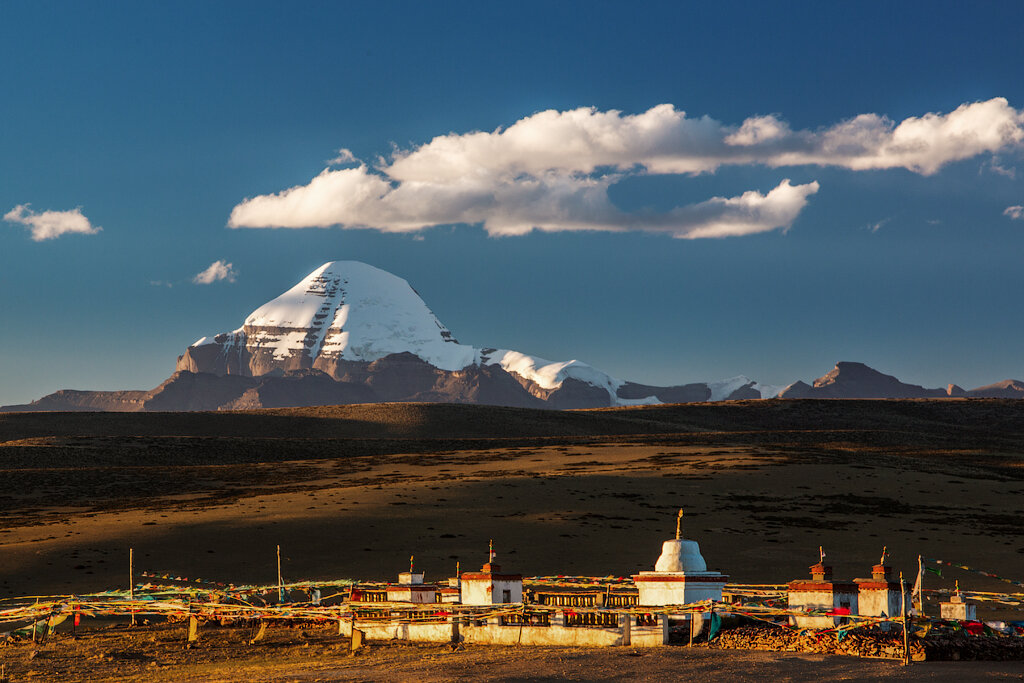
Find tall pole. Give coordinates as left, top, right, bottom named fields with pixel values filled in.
left=277, top=545, right=284, bottom=603
left=129, top=547, right=136, bottom=626
left=917, top=555, right=924, bottom=618
left=900, top=571, right=910, bottom=666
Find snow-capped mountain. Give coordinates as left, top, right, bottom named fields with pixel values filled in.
left=183, top=261, right=477, bottom=376
left=175, top=260, right=749, bottom=409
left=14, top=260, right=1014, bottom=413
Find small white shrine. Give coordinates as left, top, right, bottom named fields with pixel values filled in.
left=939, top=582, right=977, bottom=621
left=385, top=557, right=437, bottom=603
left=460, top=541, right=523, bottom=605
left=632, top=510, right=728, bottom=606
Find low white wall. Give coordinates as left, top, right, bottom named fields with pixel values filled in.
left=338, top=612, right=667, bottom=647
left=462, top=621, right=623, bottom=647
left=340, top=619, right=452, bottom=643
left=628, top=616, right=668, bottom=647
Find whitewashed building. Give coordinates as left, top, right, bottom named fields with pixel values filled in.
left=854, top=563, right=910, bottom=630
left=385, top=571, right=437, bottom=603
left=788, top=562, right=859, bottom=629
left=460, top=561, right=523, bottom=605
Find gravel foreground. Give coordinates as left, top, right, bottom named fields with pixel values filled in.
left=2, top=622, right=1023, bottom=682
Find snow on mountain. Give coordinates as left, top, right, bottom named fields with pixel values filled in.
left=706, top=375, right=754, bottom=401
left=704, top=375, right=785, bottom=400
left=480, top=349, right=624, bottom=404
left=227, top=261, right=477, bottom=371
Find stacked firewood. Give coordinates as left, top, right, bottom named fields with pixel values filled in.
left=709, top=626, right=926, bottom=660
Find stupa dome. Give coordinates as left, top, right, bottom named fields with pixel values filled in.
left=654, top=539, right=708, bottom=572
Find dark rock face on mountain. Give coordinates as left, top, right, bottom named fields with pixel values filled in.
left=804, top=362, right=949, bottom=399
left=724, top=381, right=762, bottom=400
left=617, top=382, right=711, bottom=404
left=777, top=380, right=814, bottom=399
left=774, top=363, right=1024, bottom=400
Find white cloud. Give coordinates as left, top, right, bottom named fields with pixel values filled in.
left=229, top=163, right=818, bottom=239
left=1004, top=205, right=1024, bottom=220
left=327, top=148, right=357, bottom=165
left=3, top=204, right=102, bottom=241
left=228, top=98, right=1024, bottom=238
left=984, top=156, right=1016, bottom=179
left=193, top=260, right=238, bottom=284
left=383, top=98, right=1024, bottom=178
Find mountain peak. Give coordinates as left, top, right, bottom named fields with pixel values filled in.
left=808, top=361, right=947, bottom=399
left=813, top=361, right=886, bottom=386
left=967, top=379, right=1024, bottom=398
left=219, top=260, right=477, bottom=373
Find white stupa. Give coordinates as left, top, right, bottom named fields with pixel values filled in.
left=632, top=510, right=728, bottom=606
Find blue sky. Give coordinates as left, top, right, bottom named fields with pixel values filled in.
left=2, top=1, right=1023, bottom=404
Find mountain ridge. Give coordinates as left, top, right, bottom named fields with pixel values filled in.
left=4, top=261, right=1023, bottom=411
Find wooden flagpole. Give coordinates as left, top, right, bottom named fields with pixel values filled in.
left=277, top=545, right=284, bottom=603
left=917, top=555, right=924, bottom=617
left=129, top=547, right=136, bottom=626
left=900, top=571, right=910, bottom=666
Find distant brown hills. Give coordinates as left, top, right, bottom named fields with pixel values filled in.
left=2, top=359, right=1022, bottom=412
left=777, top=362, right=1024, bottom=399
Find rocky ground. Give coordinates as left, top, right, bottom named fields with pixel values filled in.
left=2, top=621, right=1023, bottom=682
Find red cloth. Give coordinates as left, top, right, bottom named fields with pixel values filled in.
left=963, top=621, right=984, bottom=635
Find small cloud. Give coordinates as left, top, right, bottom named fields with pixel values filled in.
left=1004, top=205, right=1024, bottom=220
left=3, top=204, right=102, bottom=241
left=926, top=218, right=942, bottom=225
left=193, top=260, right=237, bottom=284
left=983, top=157, right=1016, bottom=179
left=149, top=280, right=173, bottom=288
left=327, top=148, right=358, bottom=166
left=868, top=217, right=891, bottom=233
